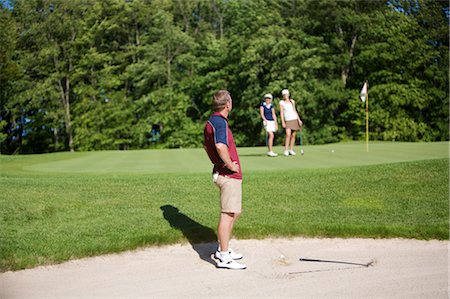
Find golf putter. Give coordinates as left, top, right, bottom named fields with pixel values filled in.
left=299, top=128, right=304, bottom=155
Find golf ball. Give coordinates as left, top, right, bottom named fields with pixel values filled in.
left=331, top=149, right=335, bottom=153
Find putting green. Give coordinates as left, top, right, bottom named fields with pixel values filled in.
left=16, top=141, right=448, bottom=174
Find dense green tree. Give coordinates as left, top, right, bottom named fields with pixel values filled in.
left=0, top=7, right=19, bottom=149
left=4, top=0, right=92, bottom=153
left=72, top=0, right=142, bottom=150
left=354, top=1, right=448, bottom=141
left=0, top=0, right=448, bottom=154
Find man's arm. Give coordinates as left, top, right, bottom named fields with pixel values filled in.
left=215, top=143, right=239, bottom=172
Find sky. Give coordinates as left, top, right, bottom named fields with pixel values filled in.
left=0, top=0, right=13, bottom=10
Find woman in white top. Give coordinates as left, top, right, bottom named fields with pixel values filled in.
left=279, top=89, right=303, bottom=156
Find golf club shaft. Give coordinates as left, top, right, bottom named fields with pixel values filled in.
left=299, top=128, right=303, bottom=149
left=299, top=257, right=370, bottom=267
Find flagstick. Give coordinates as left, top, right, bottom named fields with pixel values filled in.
left=365, top=81, right=369, bottom=152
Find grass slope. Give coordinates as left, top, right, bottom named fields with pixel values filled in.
left=6, top=141, right=447, bottom=174
left=0, top=142, right=448, bottom=271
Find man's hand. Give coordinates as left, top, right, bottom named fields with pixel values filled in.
left=216, top=143, right=239, bottom=173
left=226, top=161, right=240, bottom=173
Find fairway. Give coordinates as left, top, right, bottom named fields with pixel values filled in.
left=0, top=142, right=448, bottom=271
left=13, top=141, right=449, bottom=174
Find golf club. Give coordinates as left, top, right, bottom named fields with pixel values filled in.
left=299, top=257, right=375, bottom=267
left=299, top=127, right=304, bottom=155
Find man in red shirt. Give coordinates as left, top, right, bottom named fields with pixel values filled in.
left=204, top=90, right=246, bottom=270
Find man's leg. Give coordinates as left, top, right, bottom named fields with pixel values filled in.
left=216, top=211, right=246, bottom=269
left=231, top=212, right=241, bottom=227
left=218, top=212, right=237, bottom=252
left=215, top=177, right=246, bottom=269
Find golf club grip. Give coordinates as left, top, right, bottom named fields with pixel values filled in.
left=299, top=258, right=321, bottom=262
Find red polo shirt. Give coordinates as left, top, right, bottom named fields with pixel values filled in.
left=204, top=112, right=242, bottom=180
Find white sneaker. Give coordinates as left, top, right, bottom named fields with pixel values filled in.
left=267, top=151, right=278, bottom=157
left=216, top=257, right=247, bottom=270
left=284, top=150, right=289, bottom=156
left=301, top=149, right=304, bottom=155
left=289, top=150, right=296, bottom=156
left=215, top=249, right=243, bottom=260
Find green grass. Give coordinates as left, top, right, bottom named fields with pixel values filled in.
left=9, top=141, right=448, bottom=174
left=0, top=142, right=448, bottom=271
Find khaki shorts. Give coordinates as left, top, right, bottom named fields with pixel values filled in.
left=214, top=175, right=242, bottom=213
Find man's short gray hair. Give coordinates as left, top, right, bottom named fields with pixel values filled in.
left=212, top=90, right=231, bottom=112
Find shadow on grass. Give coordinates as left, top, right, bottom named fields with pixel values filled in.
left=160, top=204, right=217, bottom=266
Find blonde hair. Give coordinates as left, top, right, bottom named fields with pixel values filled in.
left=212, top=90, right=231, bottom=112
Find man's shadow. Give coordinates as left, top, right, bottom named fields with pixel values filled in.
left=160, top=205, right=217, bottom=266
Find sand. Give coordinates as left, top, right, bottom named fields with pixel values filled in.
left=0, top=238, right=448, bottom=298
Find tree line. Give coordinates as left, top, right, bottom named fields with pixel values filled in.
left=0, top=0, right=448, bottom=154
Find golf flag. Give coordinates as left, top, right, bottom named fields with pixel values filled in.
left=360, top=80, right=369, bottom=152
left=360, top=81, right=368, bottom=103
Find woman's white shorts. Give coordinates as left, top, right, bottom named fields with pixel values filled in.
left=264, top=120, right=276, bottom=132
